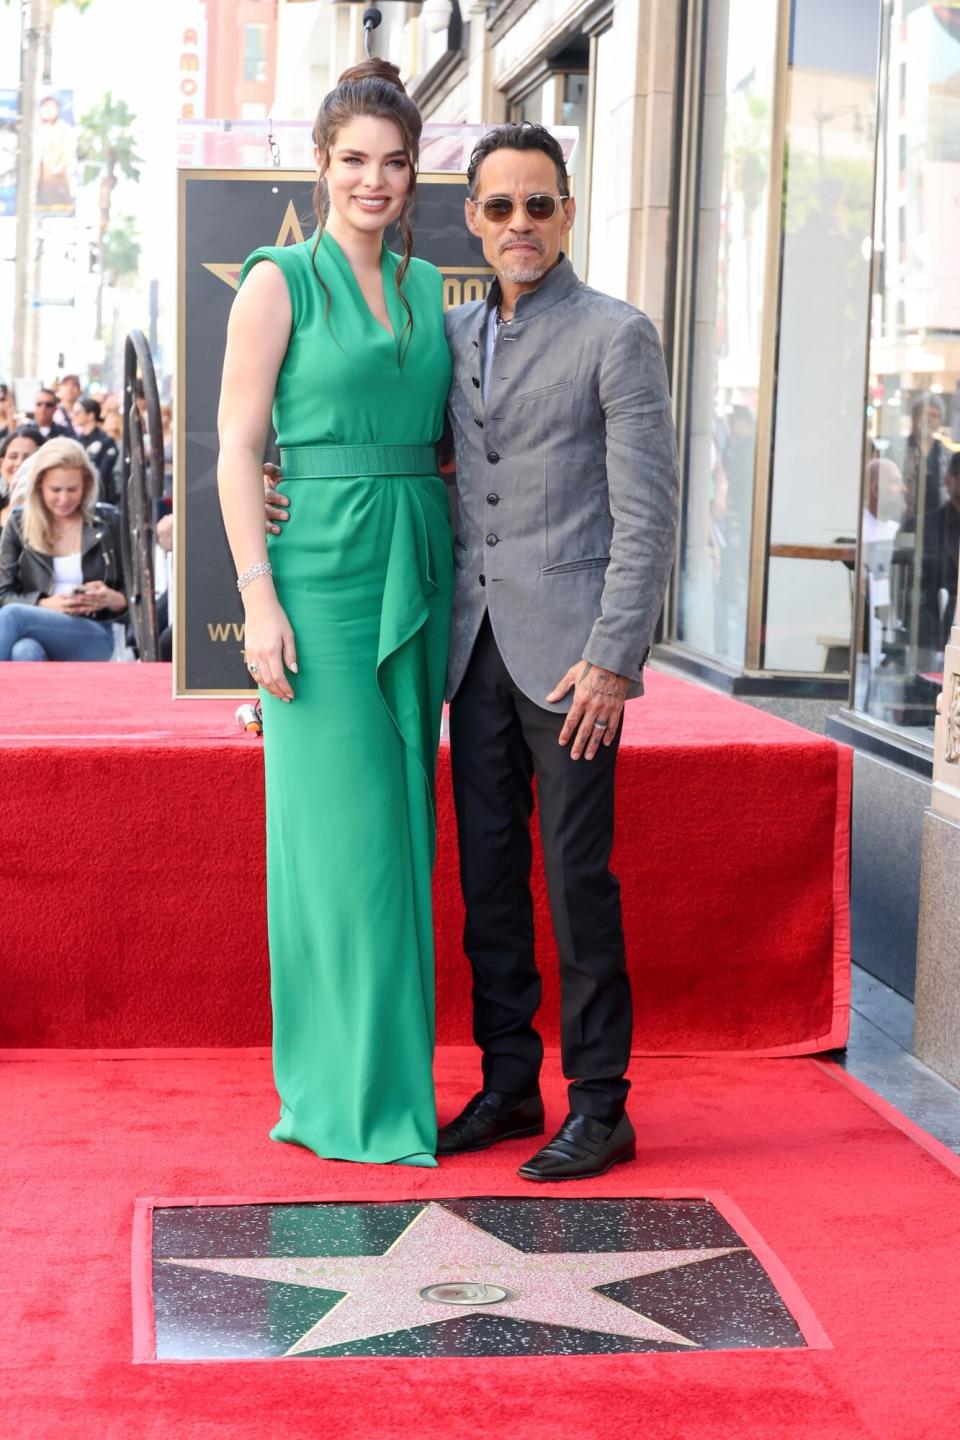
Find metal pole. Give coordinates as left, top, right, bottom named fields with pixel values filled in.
left=362, top=8, right=382, bottom=59
left=121, top=329, right=162, bottom=662
left=12, top=0, right=44, bottom=380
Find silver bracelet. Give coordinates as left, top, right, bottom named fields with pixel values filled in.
left=236, top=561, right=273, bottom=593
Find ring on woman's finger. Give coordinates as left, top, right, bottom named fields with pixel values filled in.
left=247, top=660, right=260, bottom=674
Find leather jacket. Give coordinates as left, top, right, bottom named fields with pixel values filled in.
left=0, top=503, right=128, bottom=620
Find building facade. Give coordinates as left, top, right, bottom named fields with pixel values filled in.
left=203, top=0, right=279, bottom=119
left=275, top=0, right=960, bottom=1059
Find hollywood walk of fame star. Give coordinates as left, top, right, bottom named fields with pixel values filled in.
left=203, top=199, right=306, bottom=292
left=160, top=1201, right=744, bottom=1355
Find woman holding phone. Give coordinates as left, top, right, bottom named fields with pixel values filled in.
left=0, top=436, right=126, bottom=660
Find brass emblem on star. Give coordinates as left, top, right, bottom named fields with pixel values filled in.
left=202, top=200, right=306, bottom=292
left=202, top=200, right=493, bottom=309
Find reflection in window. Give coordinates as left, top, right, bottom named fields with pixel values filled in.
left=855, top=1, right=960, bottom=742
left=677, top=1, right=778, bottom=665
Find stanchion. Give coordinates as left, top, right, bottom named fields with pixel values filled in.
left=121, top=329, right=163, bottom=661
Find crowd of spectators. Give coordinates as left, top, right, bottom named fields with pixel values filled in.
left=0, top=374, right=173, bottom=663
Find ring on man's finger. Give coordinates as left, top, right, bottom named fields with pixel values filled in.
left=593, top=718, right=608, bottom=730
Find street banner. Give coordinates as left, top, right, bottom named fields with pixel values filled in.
left=175, top=1, right=208, bottom=121
left=36, top=89, right=76, bottom=216
left=175, top=169, right=492, bottom=696
left=0, top=90, right=18, bottom=216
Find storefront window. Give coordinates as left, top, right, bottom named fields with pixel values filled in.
left=676, top=0, right=779, bottom=665
left=854, top=0, right=960, bottom=744
left=510, top=67, right=590, bottom=269
left=764, top=0, right=880, bottom=673
left=675, top=0, right=881, bottom=675
left=512, top=81, right=548, bottom=125
left=562, top=73, right=590, bottom=267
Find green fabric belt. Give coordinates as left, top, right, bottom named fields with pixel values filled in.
left=278, top=443, right=439, bottom=479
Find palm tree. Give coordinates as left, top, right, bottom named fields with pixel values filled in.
left=77, top=92, right=142, bottom=339
left=1, top=1, right=96, bottom=24
left=102, top=215, right=141, bottom=288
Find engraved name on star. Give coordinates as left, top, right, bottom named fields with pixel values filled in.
left=159, top=1201, right=743, bottom=1354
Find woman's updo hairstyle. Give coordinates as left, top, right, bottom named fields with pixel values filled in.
left=311, top=58, right=422, bottom=349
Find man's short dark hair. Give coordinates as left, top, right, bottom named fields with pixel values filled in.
left=467, top=122, right=569, bottom=199
left=36, top=388, right=56, bottom=402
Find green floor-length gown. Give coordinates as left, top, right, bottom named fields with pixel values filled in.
left=238, top=229, right=453, bottom=1166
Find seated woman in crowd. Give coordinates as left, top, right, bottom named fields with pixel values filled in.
left=0, top=426, right=44, bottom=530
left=0, top=437, right=127, bottom=661
left=71, top=395, right=120, bottom=503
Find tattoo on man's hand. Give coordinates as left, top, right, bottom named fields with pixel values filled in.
left=580, top=662, right=627, bottom=699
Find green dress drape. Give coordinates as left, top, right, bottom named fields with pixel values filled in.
left=238, top=229, right=453, bottom=1166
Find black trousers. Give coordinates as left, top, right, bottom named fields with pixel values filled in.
left=449, top=614, right=632, bottom=1122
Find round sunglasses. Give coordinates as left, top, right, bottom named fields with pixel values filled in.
left=473, top=192, right=569, bottom=223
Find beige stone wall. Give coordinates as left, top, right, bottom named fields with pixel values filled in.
left=424, top=2, right=499, bottom=123
left=416, top=0, right=682, bottom=329
left=600, top=0, right=681, bottom=328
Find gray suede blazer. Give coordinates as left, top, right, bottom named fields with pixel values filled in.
left=444, top=255, right=680, bottom=712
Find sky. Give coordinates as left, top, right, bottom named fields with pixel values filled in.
left=0, top=0, right=185, bottom=381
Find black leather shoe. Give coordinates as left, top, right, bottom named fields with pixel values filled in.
left=437, top=1090, right=545, bottom=1155
left=517, top=1112, right=636, bottom=1181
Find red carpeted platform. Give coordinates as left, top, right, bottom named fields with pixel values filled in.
left=4, top=1049, right=960, bottom=1439
left=0, top=663, right=850, bottom=1054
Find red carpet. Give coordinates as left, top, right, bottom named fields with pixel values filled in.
left=1, top=663, right=850, bottom=1054
left=3, top=1049, right=960, bottom=1438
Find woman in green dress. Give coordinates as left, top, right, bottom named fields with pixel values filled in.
left=217, top=60, right=453, bottom=1166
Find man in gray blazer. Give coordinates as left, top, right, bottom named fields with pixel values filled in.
left=437, top=124, right=679, bottom=1180
left=265, top=123, right=679, bottom=1181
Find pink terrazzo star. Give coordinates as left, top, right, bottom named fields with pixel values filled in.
left=161, top=1202, right=743, bottom=1353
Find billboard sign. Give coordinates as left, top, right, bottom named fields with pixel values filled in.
left=36, top=89, right=76, bottom=217
left=0, top=90, right=18, bottom=216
